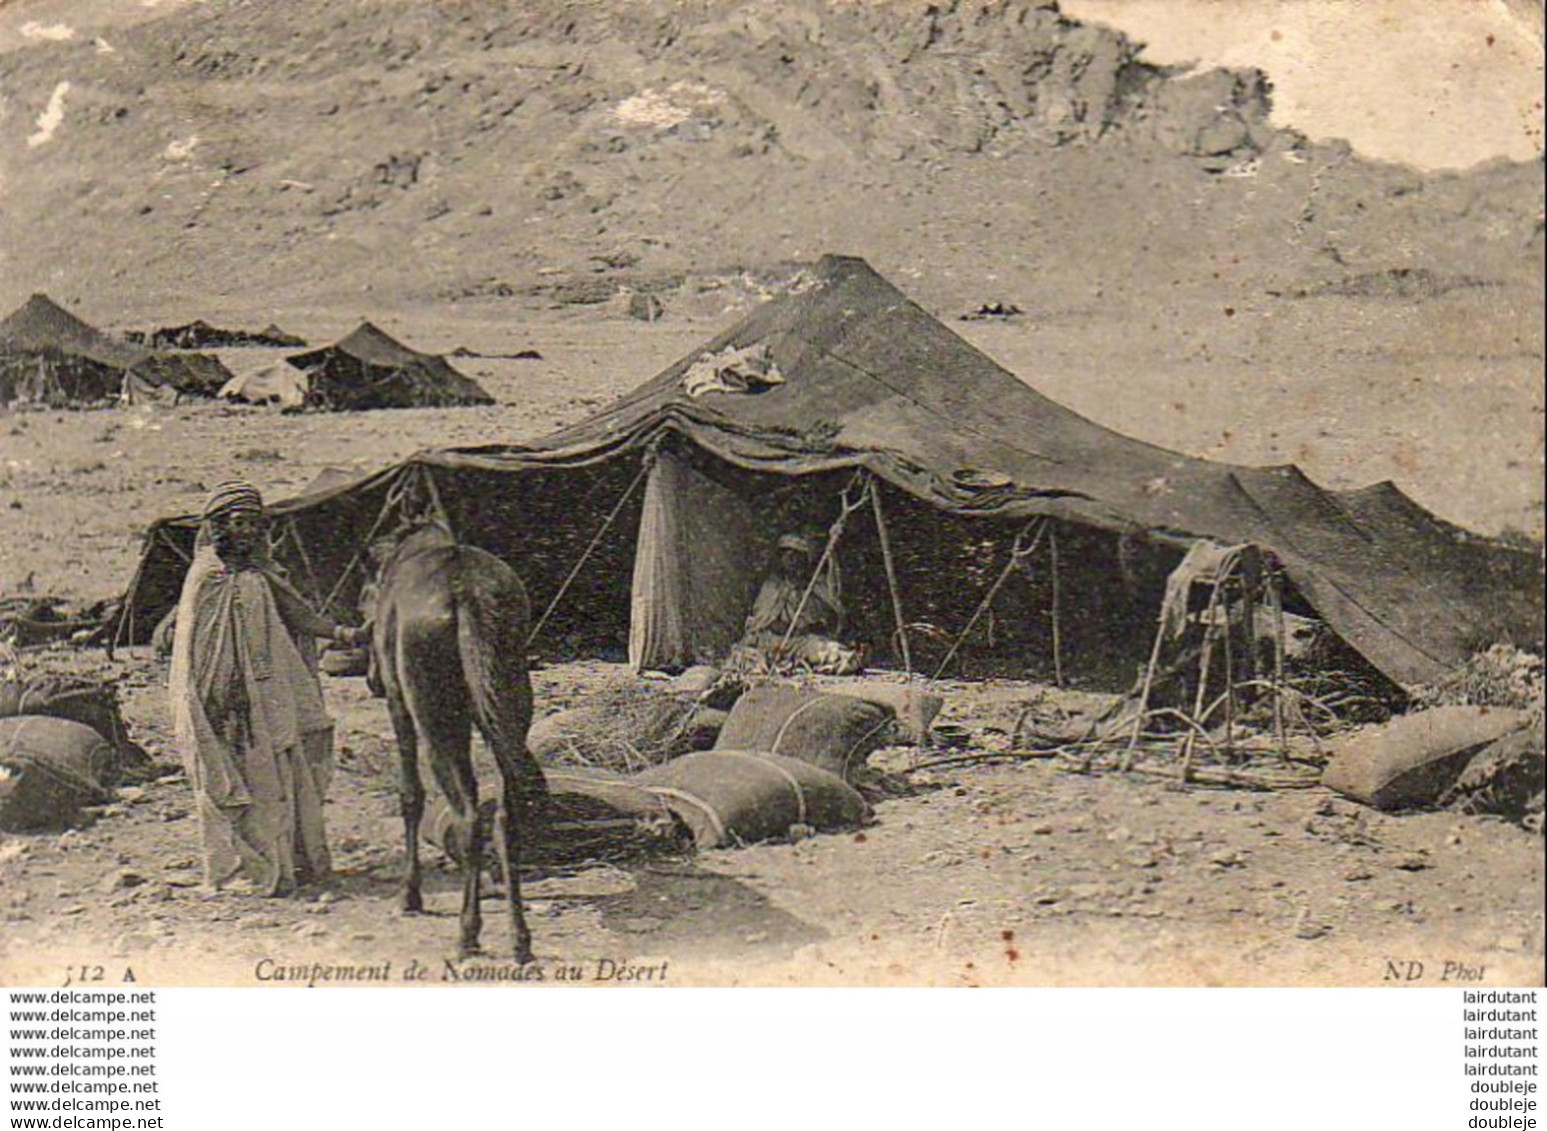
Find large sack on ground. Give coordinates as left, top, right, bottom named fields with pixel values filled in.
left=528, top=694, right=717, bottom=772
left=634, top=750, right=870, bottom=848
left=0, top=675, right=137, bottom=782
left=421, top=767, right=685, bottom=867
left=0, top=716, right=114, bottom=832
left=825, top=680, right=945, bottom=744
left=714, top=684, right=895, bottom=778
left=1321, top=706, right=1531, bottom=810
left=1440, top=723, right=1545, bottom=830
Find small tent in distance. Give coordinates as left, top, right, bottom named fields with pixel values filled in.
left=0, top=294, right=231, bottom=406
left=286, top=321, right=494, bottom=410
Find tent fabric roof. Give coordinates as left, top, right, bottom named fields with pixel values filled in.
left=115, top=257, right=1541, bottom=685
left=0, top=293, right=149, bottom=372
left=410, top=255, right=1541, bottom=683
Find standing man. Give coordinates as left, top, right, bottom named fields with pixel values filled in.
left=169, top=480, right=360, bottom=895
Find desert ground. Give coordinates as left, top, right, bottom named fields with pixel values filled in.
left=0, top=304, right=1541, bottom=989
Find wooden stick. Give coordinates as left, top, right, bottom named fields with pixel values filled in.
left=1122, top=609, right=1169, bottom=771
left=529, top=457, right=652, bottom=648
left=286, top=518, right=327, bottom=614
left=930, top=519, right=1045, bottom=681
left=1221, top=579, right=1235, bottom=761
left=1270, top=568, right=1289, bottom=764
left=1049, top=525, right=1064, bottom=688
left=777, top=472, right=868, bottom=657
left=1180, top=584, right=1223, bottom=783
left=869, top=479, right=912, bottom=677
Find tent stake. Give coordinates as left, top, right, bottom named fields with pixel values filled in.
left=869, top=478, right=913, bottom=678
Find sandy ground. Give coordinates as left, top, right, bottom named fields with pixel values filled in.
left=0, top=308, right=1542, bottom=989
left=0, top=646, right=1541, bottom=988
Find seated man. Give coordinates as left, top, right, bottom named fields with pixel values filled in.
left=734, top=532, right=863, bottom=676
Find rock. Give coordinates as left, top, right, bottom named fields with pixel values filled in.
left=99, top=869, right=146, bottom=894
left=1392, top=853, right=1432, bottom=872
left=116, top=786, right=147, bottom=804
left=1343, top=867, right=1374, bottom=882
left=1293, top=909, right=1331, bottom=940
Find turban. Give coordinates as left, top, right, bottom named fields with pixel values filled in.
left=203, top=480, right=264, bottom=522
left=777, top=532, right=813, bottom=555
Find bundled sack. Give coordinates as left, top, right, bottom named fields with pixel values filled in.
left=634, top=749, right=870, bottom=848
left=714, top=683, right=895, bottom=779
left=1439, top=722, right=1545, bottom=831
left=0, top=674, right=137, bottom=782
left=1321, top=706, right=1530, bottom=810
left=0, top=716, right=114, bottom=832
left=825, top=680, right=945, bottom=745
left=421, top=767, right=686, bottom=868
left=529, top=690, right=724, bottom=773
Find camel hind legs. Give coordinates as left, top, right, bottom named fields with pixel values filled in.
left=492, top=798, right=534, bottom=966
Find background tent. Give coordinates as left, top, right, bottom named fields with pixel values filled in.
left=0, top=294, right=230, bottom=406
left=286, top=322, right=494, bottom=410
left=139, top=320, right=307, bottom=349
left=110, top=257, right=1542, bottom=689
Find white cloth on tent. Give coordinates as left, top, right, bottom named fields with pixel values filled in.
left=629, top=452, right=760, bottom=671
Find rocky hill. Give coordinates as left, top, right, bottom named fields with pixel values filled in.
left=1, top=0, right=1540, bottom=313
left=0, top=0, right=1541, bottom=536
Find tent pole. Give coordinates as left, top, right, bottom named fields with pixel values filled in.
left=528, top=457, right=652, bottom=650
left=868, top=478, right=913, bottom=678
left=322, top=473, right=417, bottom=612
left=1049, top=525, right=1064, bottom=688
left=1179, top=581, right=1224, bottom=783
left=1122, top=598, right=1169, bottom=771
left=418, top=464, right=451, bottom=529
left=158, top=527, right=193, bottom=566
left=930, top=519, right=1045, bottom=681
left=286, top=518, right=328, bottom=615
left=1221, top=578, right=1235, bottom=760
left=1270, top=566, right=1289, bottom=763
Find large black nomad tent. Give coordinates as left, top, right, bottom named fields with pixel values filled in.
left=0, top=294, right=230, bottom=406
left=111, top=257, right=1542, bottom=687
